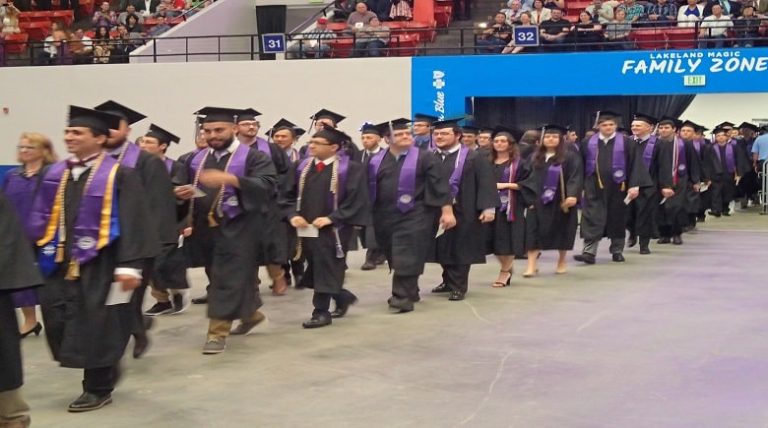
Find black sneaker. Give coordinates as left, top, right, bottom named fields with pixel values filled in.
left=170, top=293, right=190, bottom=315
left=144, top=302, right=174, bottom=316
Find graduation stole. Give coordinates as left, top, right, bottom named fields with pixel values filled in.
left=447, top=144, right=470, bottom=203
left=672, top=137, right=688, bottom=185
left=29, top=154, right=121, bottom=279
left=163, top=157, right=174, bottom=174
left=586, top=133, right=626, bottom=190
left=189, top=142, right=249, bottom=227
left=367, top=146, right=419, bottom=213
left=499, top=158, right=519, bottom=222
left=714, top=142, right=737, bottom=175
left=254, top=137, right=270, bottom=156
left=117, top=141, right=141, bottom=168
left=692, top=138, right=703, bottom=156
left=541, top=162, right=562, bottom=205
left=641, top=135, right=657, bottom=169
left=294, top=154, right=350, bottom=259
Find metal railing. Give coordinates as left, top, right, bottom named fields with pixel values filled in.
left=1, top=19, right=765, bottom=66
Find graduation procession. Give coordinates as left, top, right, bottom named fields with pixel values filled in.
left=2, top=101, right=767, bottom=427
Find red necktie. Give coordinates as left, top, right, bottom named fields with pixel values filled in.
left=315, top=162, right=325, bottom=173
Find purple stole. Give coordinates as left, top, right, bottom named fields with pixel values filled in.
left=448, top=145, right=470, bottom=201
left=254, top=137, right=270, bottom=156
left=714, top=142, right=736, bottom=174
left=692, top=139, right=703, bottom=156
left=672, top=137, right=688, bottom=185
left=499, top=159, right=519, bottom=222
left=163, top=157, right=174, bottom=174
left=368, top=147, right=419, bottom=213
left=541, top=162, right=562, bottom=205
left=641, top=135, right=657, bottom=169
left=586, top=133, right=626, bottom=185
left=29, top=156, right=121, bottom=277
left=190, top=143, right=250, bottom=221
left=119, top=142, right=141, bottom=168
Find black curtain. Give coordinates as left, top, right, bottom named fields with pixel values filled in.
left=474, top=95, right=696, bottom=137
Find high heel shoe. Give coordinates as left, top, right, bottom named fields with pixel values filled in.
left=21, top=322, right=42, bottom=338
left=492, top=270, right=512, bottom=288
left=522, top=268, right=539, bottom=278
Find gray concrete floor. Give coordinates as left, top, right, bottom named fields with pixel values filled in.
left=19, top=208, right=768, bottom=427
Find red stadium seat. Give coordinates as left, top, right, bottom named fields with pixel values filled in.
left=566, top=1, right=591, bottom=15
left=629, top=29, right=667, bottom=50
left=3, top=32, right=29, bottom=55
left=664, top=27, right=696, bottom=49
left=564, top=15, right=579, bottom=23
left=391, top=33, right=419, bottom=56
left=51, top=10, right=75, bottom=27
left=327, top=22, right=349, bottom=33
left=19, top=20, right=51, bottom=41
left=403, top=20, right=435, bottom=43
left=434, top=5, right=452, bottom=28
left=328, top=37, right=354, bottom=58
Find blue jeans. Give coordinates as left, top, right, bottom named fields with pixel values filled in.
left=353, top=40, right=387, bottom=57
left=698, top=34, right=727, bottom=49
left=475, top=37, right=507, bottom=53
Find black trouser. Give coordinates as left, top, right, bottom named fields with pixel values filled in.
left=710, top=177, right=736, bottom=214
left=392, top=274, right=419, bottom=302
left=312, top=288, right=355, bottom=317
left=83, top=366, right=119, bottom=396
left=130, top=259, right=154, bottom=337
left=659, top=225, right=682, bottom=238
left=440, top=264, right=470, bottom=294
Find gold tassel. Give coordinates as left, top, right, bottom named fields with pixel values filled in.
left=55, top=244, right=65, bottom=263
left=207, top=212, right=219, bottom=228
left=65, top=261, right=80, bottom=280
left=621, top=182, right=626, bottom=192
left=293, top=240, right=303, bottom=261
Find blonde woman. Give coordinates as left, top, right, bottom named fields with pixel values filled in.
left=2, top=132, right=57, bottom=336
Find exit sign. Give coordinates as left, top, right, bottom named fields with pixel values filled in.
left=684, top=75, right=706, bottom=86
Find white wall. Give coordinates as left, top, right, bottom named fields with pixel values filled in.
left=681, top=93, right=768, bottom=129
left=0, top=58, right=412, bottom=164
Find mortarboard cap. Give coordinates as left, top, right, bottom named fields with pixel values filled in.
left=712, top=127, right=729, bottom=135
left=413, top=113, right=439, bottom=125
left=594, top=110, right=622, bottom=125
left=759, top=125, right=768, bottom=134
left=695, top=124, right=709, bottom=133
left=310, top=109, right=346, bottom=125
left=738, top=121, right=759, bottom=132
left=236, top=108, right=262, bottom=122
left=313, top=127, right=350, bottom=146
left=491, top=125, right=517, bottom=140
left=145, top=123, right=180, bottom=145
left=432, top=117, right=463, bottom=129
left=478, top=126, right=493, bottom=135
left=716, top=121, right=735, bottom=129
left=94, top=100, right=146, bottom=125
left=360, top=122, right=382, bottom=136
left=658, top=116, right=681, bottom=128
left=462, top=125, right=480, bottom=134
left=194, top=107, right=240, bottom=123
left=68, top=105, right=123, bottom=136
left=542, top=124, right=568, bottom=134
left=388, top=118, right=412, bottom=131
left=632, top=113, right=658, bottom=125
left=679, top=120, right=698, bottom=130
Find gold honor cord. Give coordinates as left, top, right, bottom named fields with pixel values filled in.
left=292, top=159, right=314, bottom=261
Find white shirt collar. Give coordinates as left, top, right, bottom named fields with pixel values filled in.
left=210, top=139, right=240, bottom=156
left=440, top=143, right=461, bottom=155
left=367, top=146, right=382, bottom=155
left=315, top=155, right=337, bottom=165
left=600, top=133, right=616, bottom=142
left=634, top=133, right=651, bottom=141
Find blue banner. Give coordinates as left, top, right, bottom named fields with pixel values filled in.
left=411, top=48, right=768, bottom=118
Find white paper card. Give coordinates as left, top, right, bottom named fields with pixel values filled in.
left=297, top=225, right=319, bottom=238
left=435, top=224, right=446, bottom=238
left=176, top=185, right=206, bottom=198
left=660, top=197, right=667, bottom=205
left=699, top=183, right=709, bottom=192
left=623, top=194, right=632, bottom=205
left=177, top=234, right=184, bottom=248
left=106, top=282, right=134, bottom=306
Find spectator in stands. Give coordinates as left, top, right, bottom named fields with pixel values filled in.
left=529, top=0, right=551, bottom=24
left=501, top=0, right=528, bottom=24
left=0, top=2, right=19, bottom=34
left=70, top=28, right=93, bottom=64
left=643, top=0, right=678, bottom=26
left=703, top=0, right=741, bottom=17
left=543, top=0, right=564, bottom=10
left=147, top=15, right=172, bottom=35
left=586, top=0, right=615, bottom=23
left=60, top=0, right=81, bottom=20
left=156, top=0, right=182, bottom=17
left=333, top=0, right=355, bottom=20
left=348, top=1, right=377, bottom=28
left=677, top=0, right=704, bottom=27
left=619, top=0, right=645, bottom=23
left=389, top=0, right=412, bottom=20
left=604, top=7, right=632, bottom=48
left=92, top=1, right=118, bottom=28
left=92, top=25, right=112, bottom=63
left=502, top=11, right=533, bottom=52
left=733, top=5, right=761, bottom=46
left=287, top=17, right=335, bottom=58
left=573, top=10, right=603, bottom=49
left=757, top=0, right=767, bottom=15
left=366, top=0, right=390, bottom=21
left=130, top=0, right=161, bottom=16
left=119, top=4, right=144, bottom=25
left=476, top=12, right=512, bottom=53
left=352, top=15, right=389, bottom=56
left=125, top=13, right=144, bottom=34
left=540, top=8, right=571, bottom=48
left=699, top=3, right=733, bottom=46
left=110, top=24, right=140, bottom=62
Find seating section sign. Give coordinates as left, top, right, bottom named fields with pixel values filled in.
left=411, top=48, right=768, bottom=119
left=513, top=25, right=539, bottom=47
left=262, top=33, right=287, bottom=54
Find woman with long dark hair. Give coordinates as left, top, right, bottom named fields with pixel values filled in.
left=487, top=127, right=530, bottom=287
left=520, top=125, right=583, bottom=277
left=1, top=132, right=57, bottom=337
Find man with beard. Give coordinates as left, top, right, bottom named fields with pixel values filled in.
left=626, top=113, right=659, bottom=254
left=176, top=107, right=277, bottom=354
left=93, top=100, right=176, bottom=359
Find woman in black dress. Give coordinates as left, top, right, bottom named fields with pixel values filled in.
left=521, top=125, right=583, bottom=277
left=487, top=127, right=530, bottom=287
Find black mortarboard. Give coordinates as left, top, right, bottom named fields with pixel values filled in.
left=388, top=118, right=412, bottom=131
left=145, top=123, right=180, bottom=145
left=478, top=126, right=493, bottom=135
left=759, top=125, right=768, bottom=134
left=313, top=127, right=350, bottom=146
left=712, top=127, right=728, bottom=135
left=94, top=100, right=146, bottom=125
left=658, top=116, right=681, bottom=128
left=738, top=121, right=759, bottom=132
left=294, top=127, right=307, bottom=137
left=542, top=124, right=568, bottom=134
left=310, top=109, right=346, bottom=125
left=716, top=121, right=735, bottom=129
left=491, top=125, right=516, bottom=140
left=237, top=108, right=262, bottom=122
left=594, top=110, right=622, bottom=125
left=271, top=118, right=298, bottom=131
left=462, top=125, right=480, bottom=134
left=194, top=107, right=240, bottom=123
left=632, top=113, right=658, bottom=125
left=413, top=113, right=439, bottom=125
left=679, top=120, right=698, bottom=130
left=360, top=122, right=382, bottom=136
left=695, top=124, right=709, bottom=133
left=68, top=105, right=123, bottom=136
left=432, top=117, right=463, bottom=129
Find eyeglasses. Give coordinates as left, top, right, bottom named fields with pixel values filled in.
left=17, top=145, right=37, bottom=151
left=310, top=141, right=334, bottom=146
left=433, top=131, right=454, bottom=136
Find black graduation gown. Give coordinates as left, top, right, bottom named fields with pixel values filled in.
left=153, top=158, right=190, bottom=290
left=684, top=140, right=707, bottom=216
left=37, top=167, right=155, bottom=369
left=651, top=138, right=700, bottom=233
left=578, top=136, right=653, bottom=240
left=373, top=149, right=451, bottom=276
left=190, top=146, right=277, bottom=320
left=256, top=142, right=293, bottom=265
left=287, top=159, right=370, bottom=293
left=428, top=148, right=500, bottom=265
left=521, top=151, right=584, bottom=251
left=487, top=158, right=531, bottom=257
left=706, top=143, right=750, bottom=213
left=0, top=190, right=43, bottom=392
left=355, top=148, right=384, bottom=251
left=736, top=137, right=759, bottom=197
left=627, top=137, right=659, bottom=239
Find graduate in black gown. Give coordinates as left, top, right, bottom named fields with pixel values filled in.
left=705, top=127, right=750, bottom=216
left=575, top=111, right=652, bottom=265
left=461, top=125, right=479, bottom=150
left=520, top=124, right=583, bottom=276
left=412, top=113, right=437, bottom=150
left=476, top=127, right=494, bottom=153
left=626, top=113, right=660, bottom=255
left=368, top=119, right=452, bottom=313
left=651, top=117, right=701, bottom=245
left=735, top=121, right=760, bottom=208
left=487, top=126, right=531, bottom=287
left=299, top=109, right=361, bottom=160
left=428, top=118, right=499, bottom=301
left=137, top=124, right=192, bottom=316
left=29, top=106, right=155, bottom=412
left=357, top=122, right=387, bottom=271
left=287, top=127, right=370, bottom=328
left=679, top=121, right=707, bottom=231
left=0, top=189, right=42, bottom=427
left=93, top=100, right=177, bottom=359
left=175, top=107, right=277, bottom=355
